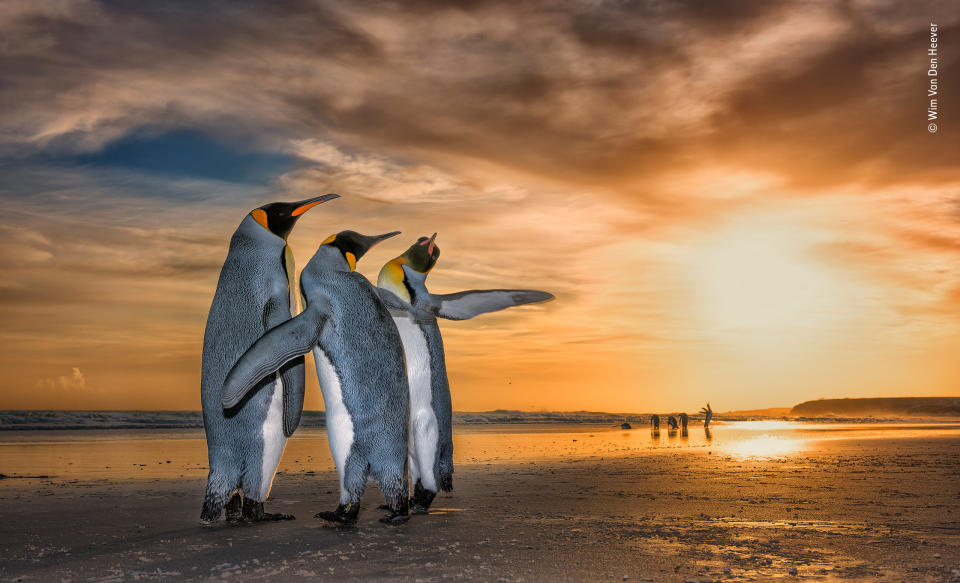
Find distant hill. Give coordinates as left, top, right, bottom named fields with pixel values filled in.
left=790, top=397, right=960, bottom=417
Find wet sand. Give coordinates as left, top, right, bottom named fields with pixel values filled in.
left=1, top=424, right=959, bottom=582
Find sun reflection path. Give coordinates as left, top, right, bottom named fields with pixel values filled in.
left=718, top=421, right=807, bottom=458
left=724, top=436, right=806, bottom=459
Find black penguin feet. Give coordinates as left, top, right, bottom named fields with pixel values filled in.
left=225, top=493, right=243, bottom=523
left=260, top=512, right=296, bottom=521
left=241, top=499, right=295, bottom=522
left=315, top=503, right=359, bottom=525
left=378, top=492, right=409, bottom=524
left=200, top=492, right=230, bottom=524
left=379, top=512, right=409, bottom=525
left=410, top=480, right=437, bottom=514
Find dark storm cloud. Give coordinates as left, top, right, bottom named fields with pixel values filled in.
left=3, top=0, right=955, bottom=189
left=707, top=21, right=959, bottom=187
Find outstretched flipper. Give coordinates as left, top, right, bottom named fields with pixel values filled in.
left=222, top=311, right=326, bottom=409
left=434, top=289, right=554, bottom=320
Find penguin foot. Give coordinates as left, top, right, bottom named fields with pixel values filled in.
left=315, top=503, right=359, bottom=525
left=259, top=512, right=295, bottom=522
left=379, top=512, right=409, bottom=525
left=225, top=493, right=243, bottom=523
left=240, top=499, right=294, bottom=523
left=410, top=481, right=437, bottom=514
left=200, top=493, right=229, bottom=524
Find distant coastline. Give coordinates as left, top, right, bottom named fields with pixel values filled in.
left=791, top=397, right=960, bottom=417
left=1, top=401, right=958, bottom=430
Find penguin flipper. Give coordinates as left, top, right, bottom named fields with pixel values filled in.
left=222, top=312, right=325, bottom=409
left=377, top=288, right=435, bottom=322
left=376, top=287, right=414, bottom=312
left=279, top=355, right=305, bottom=437
left=434, top=289, right=554, bottom=321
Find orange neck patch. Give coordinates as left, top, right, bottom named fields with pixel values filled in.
left=251, top=209, right=270, bottom=231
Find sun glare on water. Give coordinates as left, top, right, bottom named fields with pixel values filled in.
left=724, top=435, right=806, bottom=459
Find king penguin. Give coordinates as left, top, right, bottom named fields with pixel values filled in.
left=377, top=234, right=554, bottom=513
left=200, top=194, right=339, bottom=524
left=222, top=230, right=413, bottom=525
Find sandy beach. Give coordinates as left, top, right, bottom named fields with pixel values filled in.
left=1, top=422, right=959, bottom=582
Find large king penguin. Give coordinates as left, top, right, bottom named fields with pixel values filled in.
left=200, top=194, right=338, bottom=524
left=222, top=230, right=413, bottom=525
left=377, top=234, right=554, bottom=513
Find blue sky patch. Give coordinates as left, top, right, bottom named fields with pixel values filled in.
left=70, top=129, right=297, bottom=184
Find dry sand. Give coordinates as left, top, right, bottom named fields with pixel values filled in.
left=1, top=431, right=959, bottom=582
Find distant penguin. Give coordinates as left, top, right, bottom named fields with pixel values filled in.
left=377, top=234, right=554, bottom=513
left=200, top=194, right=339, bottom=524
left=223, top=230, right=412, bottom=525
left=700, top=403, right=713, bottom=428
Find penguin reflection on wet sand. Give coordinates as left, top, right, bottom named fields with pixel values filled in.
left=200, top=194, right=339, bottom=524
left=377, top=234, right=554, bottom=513
left=223, top=230, right=412, bottom=525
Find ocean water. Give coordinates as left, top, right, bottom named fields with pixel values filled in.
left=1, top=421, right=958, bottom=482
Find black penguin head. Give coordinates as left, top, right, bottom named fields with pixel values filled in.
left=321, top=230, right=402, bottom=271
left=250, top=194, right=340, bottom=239
left=401, top=233, right=440, bottom=274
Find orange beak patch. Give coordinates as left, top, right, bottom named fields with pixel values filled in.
left=292, top=200, right=325, bottom=216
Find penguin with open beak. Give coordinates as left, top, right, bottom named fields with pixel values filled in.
left=377, top=234, right=554, bottom=513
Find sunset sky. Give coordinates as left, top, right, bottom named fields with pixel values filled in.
left=1, top=0, right=957, bottom=412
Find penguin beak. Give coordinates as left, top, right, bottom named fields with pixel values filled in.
left=354, top=231, right=401, bottom=259
left=371, top=231, right=402, bottom=246
left=292, top=193, right=340, bottom=216
left=427, top=232, right=437, bottom=255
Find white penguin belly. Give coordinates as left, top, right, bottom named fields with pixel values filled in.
left=393, top=316, right=438, bottom=492
left=313, top=346, right=355, bottom=503
left=259, top=374, right=287, bottom=500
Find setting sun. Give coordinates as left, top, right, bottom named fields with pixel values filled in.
left=684, top=207, right=867, bottom=343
